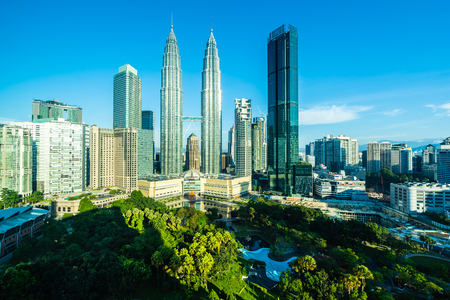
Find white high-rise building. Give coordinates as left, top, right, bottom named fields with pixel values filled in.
left=0, top=124, right=32, bottom=197
left=113, top=64, right=142, bottom=129
left=234, top=99, right=252, bottom=177
left=160, top=25, right=183, bottom=175
left=228, top=125, right=235, bottom=166
left=11, top=119, right=90, bottom=195
left=367, top=142, right=392, bottom=173
left=314, top=135, right=358, bottom=171
left=201, top=29, right=222, bottom=174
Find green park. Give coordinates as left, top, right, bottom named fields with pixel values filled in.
left=1, top=191, right=450, bottom=299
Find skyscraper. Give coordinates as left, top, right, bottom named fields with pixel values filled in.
left=228, top=125, right=235, bottom=166
left=161, top=25, right=183, bottom=175
left=391, top=143, right=407, bottom=174
left=252, top=117, right=267, bottom=172
left=267, top=24, right=299, bottom=194
left=367, top=142, right=392, bottom=173
left=201, top=29, right=222, bottom=174
left=314, top=135, right=358, bottom=171
left=235, top=98, right=252, bottom=178
left=437, top=137, right=450, bottom=184
left=113, top=64, right=142, bottom=129
left=142, top=110, right=155, bottom=131
left=32, top=99, right=82, bottom=123
left=186, top=133, right=200, bottom=171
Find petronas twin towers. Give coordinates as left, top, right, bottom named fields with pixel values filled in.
left=160, top=25, right=222, bottom=175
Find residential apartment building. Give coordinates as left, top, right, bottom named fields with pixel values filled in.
left=11, top=119, right=89, bottom=195
left=366, top=142, right=392, bottom=173
left=0, top=125, right=32, bottom=197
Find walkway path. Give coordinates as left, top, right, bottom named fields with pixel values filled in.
left=403, top=253, right=450, bottom=263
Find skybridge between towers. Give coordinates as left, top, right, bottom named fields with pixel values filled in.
left=182, top=116, right=202, bottom=140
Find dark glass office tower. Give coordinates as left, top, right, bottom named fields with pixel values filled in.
left=267, top=24, right=299, bottom=195
left=142, top=110, right=155, bottom=130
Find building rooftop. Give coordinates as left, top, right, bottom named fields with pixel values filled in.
left=393, top=182, right=450, bottom=188
left=33, top=99, right=81, bottom=109
left=0, top=207, right=50, bottom=234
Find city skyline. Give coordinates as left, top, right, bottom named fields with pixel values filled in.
left=1, top=1, right=450, bottom=150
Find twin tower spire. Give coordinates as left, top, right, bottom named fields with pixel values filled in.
left=160, top=24, right=222, bottom=175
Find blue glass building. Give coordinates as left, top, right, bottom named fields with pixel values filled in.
left=267, top=24, right=299, bottom=195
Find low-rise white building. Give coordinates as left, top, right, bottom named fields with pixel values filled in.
left=314, top=174, right=366, bottom=200
left=390, top=182, right=450, bottom=214
left=138, top=171, right=252, bottom=200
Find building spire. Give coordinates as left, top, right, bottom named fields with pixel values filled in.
left=211, top=16, right=213, bottom=32
left=171, top=11, right=173, bottom=28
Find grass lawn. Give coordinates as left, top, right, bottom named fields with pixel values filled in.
left=409, top=256, right=450, bottom=269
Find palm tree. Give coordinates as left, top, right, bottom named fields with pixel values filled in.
left=343, top=274, right=361, bottom=296
left=291, top=256, right=317, bottom=274
left=353, top=265, right=373, bottom=292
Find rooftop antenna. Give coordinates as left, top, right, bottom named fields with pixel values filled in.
left=171, top=11, right=173, bottom=28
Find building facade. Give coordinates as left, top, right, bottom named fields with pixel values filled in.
left=114, top=128, right=138, bottom=193
left=161, top=26, right=183, bottom=175
left=11, top=119, right=89, bottom=195
left=267, top=24, right=299, bottom=194
left=252, top=117, right=267, bottom=173
left=201, top=29, right=222, bottom=174
left=391, top=143, right=407, bottom=174
left=137, top=129, right=154, bottom=178
left=315, top=135, right=359, bottom=172
left=0, top=207, right=49, bottom=259
left=113, top=64, right=142, bottom=129
left=366, top=142, right=392, bottom=173
left=390, top=182, right=450, bottom=214
left=142, top=110, right=155, bottom=131
left=90, top=126, right=115, bottom=189
left=314, top=176, right=366, bottom=200
left=32, top=99, right=82, bottom=123
left=234, top=98, right=252, bottom=178
left=437, top=140, right=450, bottom=184
left=186, top=133, right=200, bottom=171
left=0, top=125, right=32, bottom=197
left=228, top=125, right=235, bottom=167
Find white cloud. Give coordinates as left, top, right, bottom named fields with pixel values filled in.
left=382, top=109, right=404, bottom=116
left=299, top=105, right=372, bottom=125
left=0, top=117, right=19, bottom=124
left=426, top=103, right=450, bottom=116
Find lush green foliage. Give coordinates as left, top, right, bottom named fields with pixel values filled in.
left=0, top=197, right=248, bottom=299
left=366, top=168, right=430, bottom=191
left=0, top=188, right=20, bottom=208
left=78, top=197, right=97, bottom=212
left=424, top=212, right=450, bottom=226
left=68, top=192, right=93, bottom=200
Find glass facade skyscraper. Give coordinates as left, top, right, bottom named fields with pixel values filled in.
left=267, top=24, right=299, bottom=195
left=201, top=29, right=222, bottom=174
left=161, top=26, right=183, bottom=175
left=113, top=64, right=142, bottom=129
left=142, top=110, right=155, bottom=131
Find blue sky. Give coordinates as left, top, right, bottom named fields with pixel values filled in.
left=1, top=0, right=449, bottom=150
